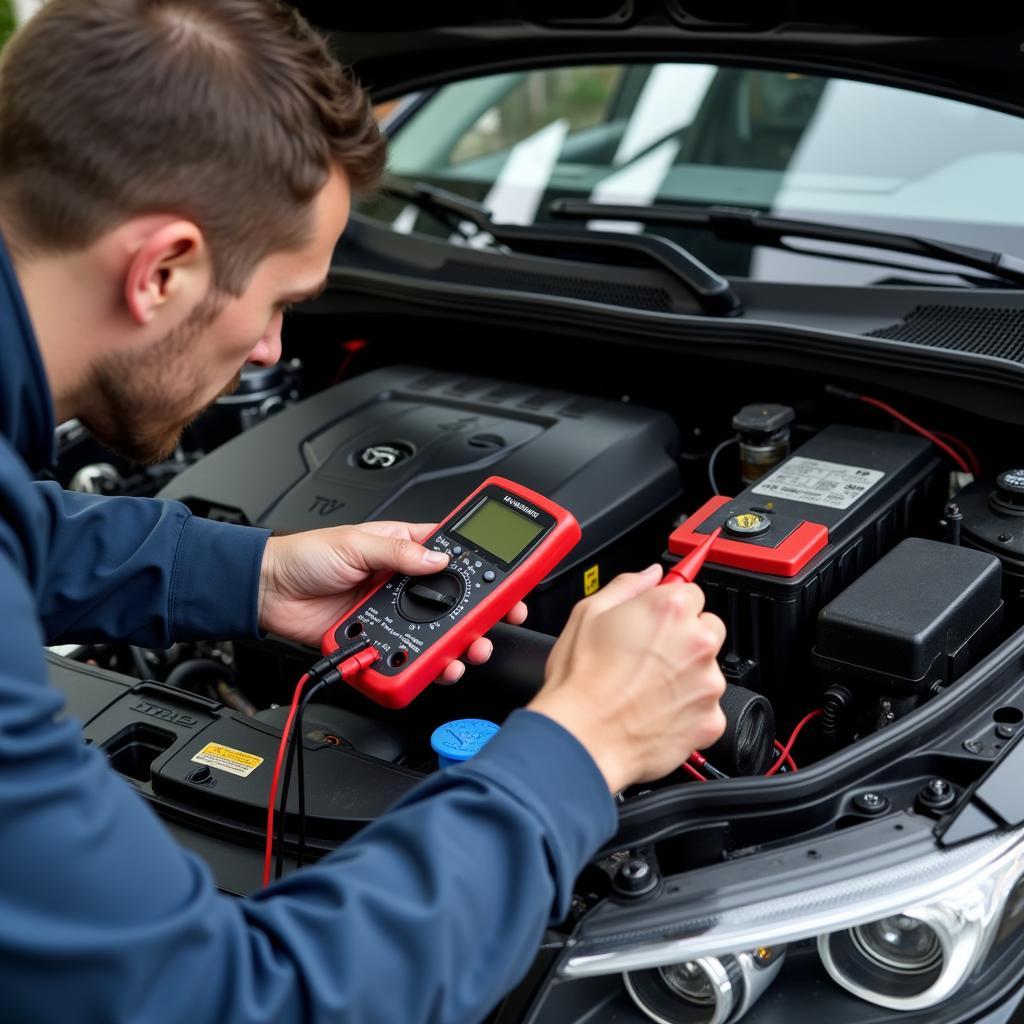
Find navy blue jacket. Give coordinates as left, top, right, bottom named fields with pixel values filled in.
left=0, top=239, right=616, bottom=1023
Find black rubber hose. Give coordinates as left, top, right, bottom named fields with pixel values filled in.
left=703, top=684, right=776, bottom=776
left=461, top=623, right=556, bottom=703
left=130, top=646, right=152, bottom=681
left=165, top=658, right=233, bottom=693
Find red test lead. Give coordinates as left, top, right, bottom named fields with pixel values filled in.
left=662, top=525, right=729, bottom=781
left=661, top=527, right=722, bottom=586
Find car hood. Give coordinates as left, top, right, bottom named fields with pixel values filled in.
left=296, top=1, right=1024, bottom=116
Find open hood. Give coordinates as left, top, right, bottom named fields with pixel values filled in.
left=296, top=1, right=1024, bottom=117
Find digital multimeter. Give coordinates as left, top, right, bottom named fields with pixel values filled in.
left=322, top=476, right=581, bottom=708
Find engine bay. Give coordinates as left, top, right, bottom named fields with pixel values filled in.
left=48, top=328, right=1024, bottom=891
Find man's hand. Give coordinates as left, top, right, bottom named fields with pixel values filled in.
left=528, top=565, right=727, bottom=793
left=258, top=522, right=527, bottom=683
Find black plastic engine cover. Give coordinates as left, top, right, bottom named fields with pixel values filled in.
left=46, top=652, right=424, bottom=892
left=158, top=366, right=682, bottom=633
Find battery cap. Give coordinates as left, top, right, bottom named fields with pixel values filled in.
left=731, top=403, right=795, bottom=439
left=725, top=510, right=772, bottom=537
left=431, top=718, right=500, bottom=769
left=993, top=469, right=1024, bottom=513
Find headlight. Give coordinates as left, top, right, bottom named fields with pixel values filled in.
left=818, top=894, right=992, bottom=1011
left=844, top=915, right=944, bottom=985
left=560, top=824, right=1024, bottom=1014
left=624, top=947, right=785, bottom=1024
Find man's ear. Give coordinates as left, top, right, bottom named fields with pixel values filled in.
left=124, top=220, right=212, bottom=326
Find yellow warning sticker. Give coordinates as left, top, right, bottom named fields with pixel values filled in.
left=191, top=742, right=263, bottom=778
left=583, top=564, right=600, bottom=596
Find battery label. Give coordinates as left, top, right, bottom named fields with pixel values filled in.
left=751, top=457, right=885, bottom=510
left=191, top=742, right=263, bottom=777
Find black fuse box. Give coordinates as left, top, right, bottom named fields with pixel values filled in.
left=814, top=537, right=1003, bottom=704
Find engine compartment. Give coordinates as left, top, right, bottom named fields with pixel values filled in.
left=49, top=320, right=1024, bottom=886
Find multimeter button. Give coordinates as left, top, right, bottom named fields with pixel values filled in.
left=397, top=570, right=465, bottom=623
left=452, top=546, right=463, bottom=556
left=483, top=570, right=496, bottom=582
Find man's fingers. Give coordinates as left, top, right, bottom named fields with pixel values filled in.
left=462, top=637, right=494, bottom=665
left=410, top=523, right=440, bottom=545
left=338, top=530, right=450, bottom=576
left=350, top=521, right=439, bottom=544
left=436, top=660, right=467, bottom=685
left=504, top=602, right=527, bottom=626
left=545, top=566, right=662, bottom=681
left=581, top=564, right=664, bottom=615
left=434, top=634, right=495, bottom=687
left=698, top=611, right=727, bottom=651
left=646, top=578, right=706, bottom=620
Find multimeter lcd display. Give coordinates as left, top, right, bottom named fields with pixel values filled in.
left=453, top=498, right=545, bottom=564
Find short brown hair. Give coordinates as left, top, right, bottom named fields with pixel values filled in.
left=0, top=0, right=386, bottom=293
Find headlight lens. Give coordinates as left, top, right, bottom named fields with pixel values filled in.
left=818, top=892, right=996, bottom=1011
left=660, top=960, right=719, bottom=1005
left=561, top=826, right=1024, bottom=1013
left=624, top=948, right=785, bottom=1024
left=822, top=916, right=945, bottom=1003
left=850, top=916, right=943, bottom=976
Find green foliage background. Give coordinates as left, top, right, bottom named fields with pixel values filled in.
left=0, top=1, right=14, bottom=48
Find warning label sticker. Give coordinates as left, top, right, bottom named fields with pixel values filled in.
left=751, top=457, right=885, bottom=510
left=191, top=742, right=264, bottom=778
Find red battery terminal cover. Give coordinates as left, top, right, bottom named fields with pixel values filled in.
left=668, top=496, right=829, bottom=578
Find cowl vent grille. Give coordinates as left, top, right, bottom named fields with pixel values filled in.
left=867, top=305, right=1024, bottom=363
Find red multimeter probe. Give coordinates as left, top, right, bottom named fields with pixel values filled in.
left=661, top=527, right=722, bottom=586
left=322, top=476, right=581, bottom=708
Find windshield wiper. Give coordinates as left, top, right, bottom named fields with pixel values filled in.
left=382, top=179, right=743, bottom=316
left=549, top=200, right=1024, bottom=289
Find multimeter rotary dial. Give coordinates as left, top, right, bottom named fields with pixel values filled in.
left=396, top=570, right=467, bottom=624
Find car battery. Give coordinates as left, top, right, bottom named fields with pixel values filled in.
left=665, top=425, right=945, bottom=722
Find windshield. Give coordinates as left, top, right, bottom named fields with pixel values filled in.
left=365, top=64, right=1024, bottom=285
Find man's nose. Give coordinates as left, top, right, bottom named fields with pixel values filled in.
left=247, top=312, right=283, bottom=367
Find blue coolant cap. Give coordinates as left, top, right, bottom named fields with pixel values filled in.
left=431, top=718, right=500, bottom=768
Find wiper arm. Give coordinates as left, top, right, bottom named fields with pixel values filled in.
left=382, top=179, right=743, bottom=316
left=383, top=179, right=494, bottom=237
left=549, top=200, right=1024, bottom=288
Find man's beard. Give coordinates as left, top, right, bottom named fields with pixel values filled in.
left=81, top=292, right=240, bottom=464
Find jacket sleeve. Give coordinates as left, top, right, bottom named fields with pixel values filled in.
left=0, top=529, right=616, bottom=1024
left=31, top=481, right=270, bottom=646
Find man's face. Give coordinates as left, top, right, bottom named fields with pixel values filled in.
left=83, top=167, right=352, bottom=463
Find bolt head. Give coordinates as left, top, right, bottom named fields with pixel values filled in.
left=853, top=791, right=890, bottom=815
left=613, top=858, right=658, bottom=898
left=918, top=777, right=956, bottom=816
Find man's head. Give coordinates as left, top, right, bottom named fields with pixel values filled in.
left=0, top=0, right=386, bottom=461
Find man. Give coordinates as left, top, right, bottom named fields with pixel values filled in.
left=0, top=2, right=727, bottom=1022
